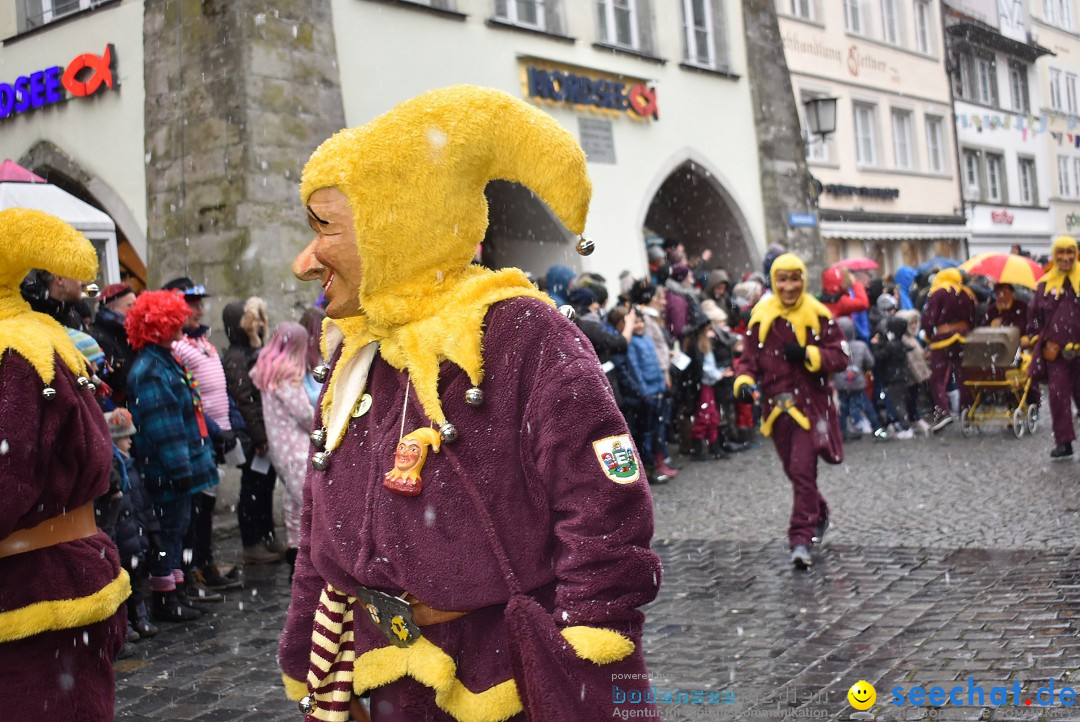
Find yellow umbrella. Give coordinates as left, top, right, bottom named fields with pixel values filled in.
left=959, top=253, right=1045, bottom=289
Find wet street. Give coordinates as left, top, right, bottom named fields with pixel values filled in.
left=115, top=422, right=1080, bottom=721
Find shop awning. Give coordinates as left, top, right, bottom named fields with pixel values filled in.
left=820, top=221, right=970, bottom=242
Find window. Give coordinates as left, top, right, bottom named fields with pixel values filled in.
left=597, top=0, right=655, bottom=53
left=1074, top=158, right=1080, bottom=199
left=1018, top=158, right=1037, bottom=205
left=892, top=110, right=913, bottom=170
left=986, top=154, right=1004, bottom=202
left=881, top=0, right=901, bottom=44
left=790, top=0, right=813, bottom=20
left=1051, top=69, right=1064, bottom=111
left=495, top=0, right=546, bottom=30
left=1068, top=73, right=1079, bottom=114
left=854, top=104, right=878, bottom=167
left=1045, top=0, right=1057, bottom=24
left=682, top=0, right=728, bottom=70
left=1009, top=63, right=1030, bottom=114
left=1059, top=156, right=1074, bottom=198
left=20, top=0, right=105, bottom=30
left=801, top=90, right=831, bottom=163
left=926, top=116, right=945, bottom=173
left=958, top=52, right=997, bottom=105
left=963, top=149, right=981, bottom=199
left=1064, top=0, right=1074, bottom=30
left=914, top=0, right=932, bottom=54
left=844, top=0, right=862, bottom=33
left=1046, top=0, right=1074, bottom=29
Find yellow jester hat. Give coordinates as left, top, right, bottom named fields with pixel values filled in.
left=302, top=85, right=591, bottom=428
left=0, top=208, right=98, bottom=383
left=747, top=253, right=833, bottom=346
left=1039, top=235, right=1080, bottom=295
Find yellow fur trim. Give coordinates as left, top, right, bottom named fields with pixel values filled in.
left=560, top=625, right=635, bottom=665
left=1040, top=235, right=1080, bottom=295
left=929, top=332, right=966, bottom=350
left=733, top=374, right=755, bottom=396
left=0, top=209, right=97, bottom=382
left=750, top=253, right=832, bottom=346
left=321, top=267, right=550, bottom=428
left=352, top=637, right=522, bottom=722
left=282, top=674, right=307, bottom=701
left=0, top=568, right=130, bottom=644
left=803, top=345, right=822, bottom=373
left=302, top=85, right=588, bottom=428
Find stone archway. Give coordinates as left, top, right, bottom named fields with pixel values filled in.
left=643, top=158, right=759, bottom=279
left=20, top=140, right=148, bottom=288
left=480, top=179, right=579, bottom=280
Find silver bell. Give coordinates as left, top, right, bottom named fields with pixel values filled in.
left=42, top=387, right=57, bottom=400
left=465, top=387, right=483, bottom=407
left=84, top=282, right=100, bottom=298
left=311, top=451, right=330, bottom=471
left=298, top=695, right=315, bottom=713
left=77, top=376, right=91, bottom=388
left=558, top=305, right=576, bottom=322
left=312, top=364, right=330, bottom=384
left=310, top=427, right=327, bottom=448
left=576, top=236, right=595, bottom=256
left=439, top=422, right=459, bottom=444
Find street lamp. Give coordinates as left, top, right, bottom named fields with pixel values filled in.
left=803, top=97, right=838, bottom=142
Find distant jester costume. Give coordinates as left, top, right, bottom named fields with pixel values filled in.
left=277, top=86, right=662, bottom=721
left=733, top=254, right=848, bottom=551
left=0, top=209, right=130, bottom=719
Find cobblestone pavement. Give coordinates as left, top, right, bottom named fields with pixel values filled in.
left=116, top=424, right=1080, bottom=721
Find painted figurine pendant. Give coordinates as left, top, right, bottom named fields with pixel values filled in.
left=384, top=427, right=442, bottom=496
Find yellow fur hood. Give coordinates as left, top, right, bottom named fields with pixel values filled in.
left=304, top=85, right=591, bottom=427
left=0, top=208, right=98, bottom=383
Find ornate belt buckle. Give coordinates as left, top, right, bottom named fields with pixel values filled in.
left=355, top=586, right=422, bottom=648
left=775, top=392, right=796, bottom=410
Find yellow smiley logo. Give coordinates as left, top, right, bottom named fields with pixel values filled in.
left=847, top=680, right=876, bottom=711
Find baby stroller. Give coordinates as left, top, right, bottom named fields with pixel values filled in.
left=958, top=326, right=1038, bottom=438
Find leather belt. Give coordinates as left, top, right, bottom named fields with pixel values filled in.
left=403, top=593, right=468, bottom=626
left=0, top=502, right=97, bottom=559
left=936, top=321, right=970, bottom=336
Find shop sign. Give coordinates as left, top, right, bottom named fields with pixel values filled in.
left=523, top=62, right=658, bottom=121
left=788, top=212, right=817, bottom=227
left=991, top=209, right=1015, bottom=225
left=0, top=44, right=116, bottom=121
left=823, top=183, right=900, bottom=200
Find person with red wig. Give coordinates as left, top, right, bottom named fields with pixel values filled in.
left=125, top=290, right=220, bottom=622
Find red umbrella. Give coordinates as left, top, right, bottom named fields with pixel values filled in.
left=959, top=253, right=1044, bottom=290
left=833, top=257, right=879, bottom=272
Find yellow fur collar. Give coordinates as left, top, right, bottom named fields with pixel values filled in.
left=322, top=266, right=549, bottom=427
left=1041, top=236, right=1080, bottom=295
left=0, top=291, right=89, bottom=383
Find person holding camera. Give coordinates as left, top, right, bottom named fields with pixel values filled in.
left=733, top=253, right=847, bottom=569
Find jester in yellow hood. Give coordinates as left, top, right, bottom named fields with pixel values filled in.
left=0, top=209, right=130, bottom=720
left=732, top=253, right=848, bottom=569
left=278, top=85, right=661, bottom=722
left=1025, top=235, right=1080, bottom=459
left=919, top=266, right=977, bottom=430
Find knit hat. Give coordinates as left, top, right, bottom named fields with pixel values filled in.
left=67, top=328, right=105, bottom=367
left=647, top=246, right=666, bottom=263
left=670, top=264, right=691, bottom=282
left=100, top=282, right=134, bottom=306
left=568, top=287, right=596, bottom=312
left=105, top=408, right=136, bottom=439
left=876, top=294, right=899, bottom=313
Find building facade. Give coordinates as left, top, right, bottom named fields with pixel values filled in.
left=0, top=0, right=781, bottom=316
left=1029, top=0, right=1080, bottom=244
left=944, top=0, right=1055, bottom=256
left=777, top=0, right=967, bottom=275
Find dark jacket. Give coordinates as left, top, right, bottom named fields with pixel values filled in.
left=873, top=317, right=911, bottom=387
left=88, top=307, right=136, bottom=403
left=222, top=300, right=267, bottom=451
left=111, top=449, right=159, bottom=562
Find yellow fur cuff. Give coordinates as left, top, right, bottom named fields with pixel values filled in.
left=733, top=374, right=755, bottom=397
left=282, top=674, right=307, bottom=701
left=803, top=345, right=822, bottom=373
left=0, top=569, right=129, bottom=644
left=560, top=625, right=635, bottom=665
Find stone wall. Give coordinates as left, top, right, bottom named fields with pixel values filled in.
left=143, top=0, right=345, bottom=326
left=742, top=0, right=827, bottom=282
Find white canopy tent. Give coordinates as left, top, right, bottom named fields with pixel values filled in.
left=0, top=180, right=120, bottom=285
